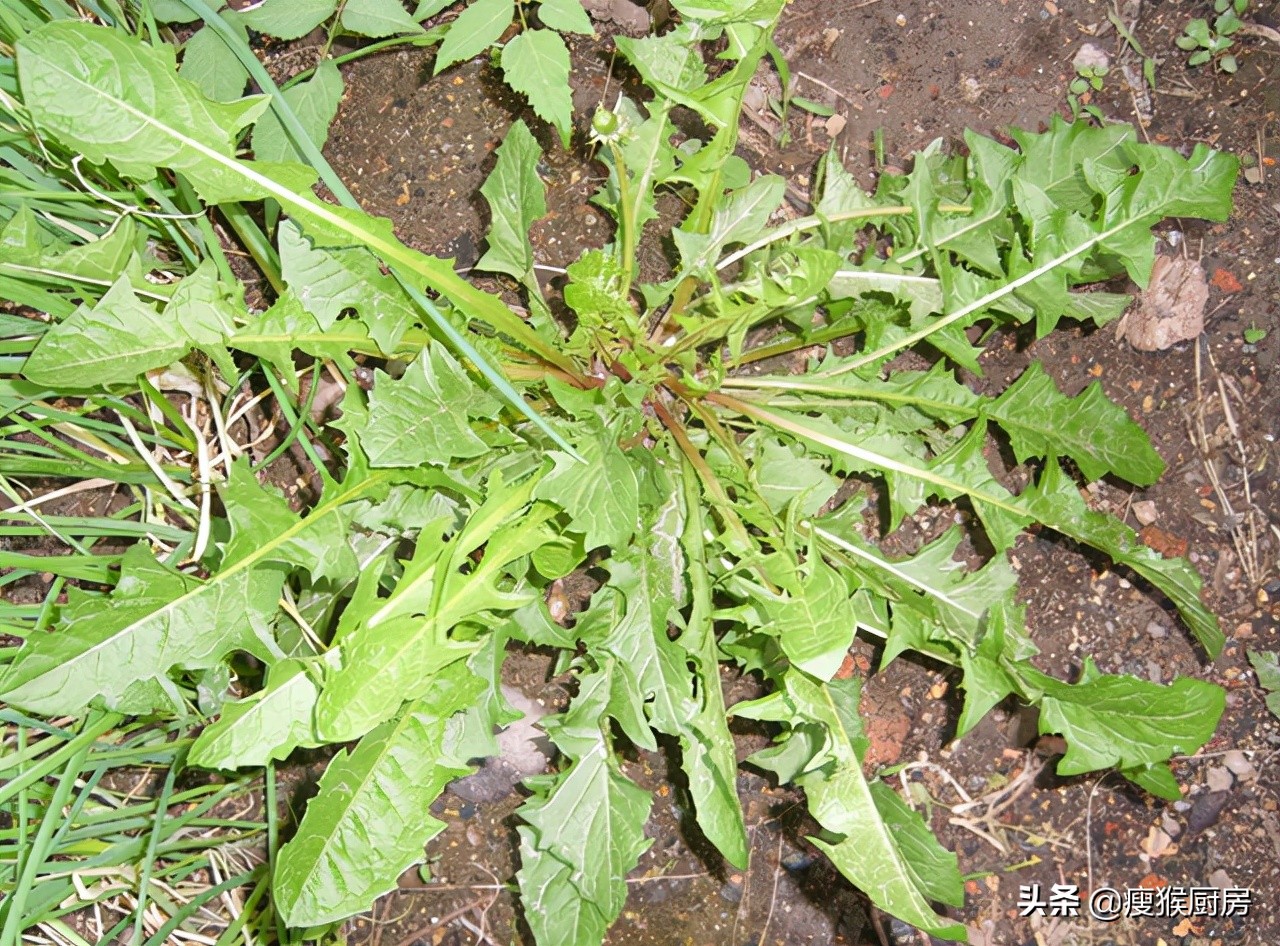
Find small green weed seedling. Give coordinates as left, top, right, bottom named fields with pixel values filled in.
left=0, top=0, right=1238, bottom=943
left=1178, top=0, right=1248, bottom=73
left=1249, top=650, right=1280, bottom=718
left=1068, top=59, right=1108, bottom=121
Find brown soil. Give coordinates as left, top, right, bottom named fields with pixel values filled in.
left=147, top=1, right=1280, bottom=944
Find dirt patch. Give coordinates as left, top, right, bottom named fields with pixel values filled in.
left=317, top=1, right=1279, bottom=943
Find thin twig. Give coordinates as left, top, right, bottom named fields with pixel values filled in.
left=1085, top=773, right=1116, bottom=903
left=1239, top=22, right=1280, bottom=45
left=757, top=830, right=786, bottom=946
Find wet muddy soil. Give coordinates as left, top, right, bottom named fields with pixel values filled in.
left=313, top=1, right=1280, bottom=943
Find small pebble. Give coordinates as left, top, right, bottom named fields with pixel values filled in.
left=1147, top=620, right=1168, bottom=639
left=1132, top=500, right=1159, bottom=525
left=1205, top=766, right=1234, bottom=793
left=782, top=851, right=817, bottom=872
left=1072, top=42, right=1110, bottom=73
left=1185, top=790, right=1230, bottom=835
left=719, top=875, right=744, bottom=903
left=1222, top=750, right=1257, bottom=781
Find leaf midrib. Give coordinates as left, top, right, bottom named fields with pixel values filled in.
left=19, top=472, right=391, bottom=675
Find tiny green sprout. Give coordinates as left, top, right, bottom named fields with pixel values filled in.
left=1068, top=44, right=1109, bottom=121
left=1244, top=324, right=1267, bottom=344
left=1179, top=0, right=1248, bottom=73
left=1067, top=63, right=1107, bottom=121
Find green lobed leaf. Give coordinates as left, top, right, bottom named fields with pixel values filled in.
left=18, top=258, right=239, bottom=387
left=593, top=99, right=680, bottom=241
left=676, top=473, right=751, bottom=867
left=229, top=289, right=364, bottom=386
left=741, top=669, right=966, bottom=939
left=221, top=460, right=360, bottom=584
left=166, top=259, right=245, bottom=347
left=752, top=438, right=840, bottom=518
left=769, top=359, right=983, bottom=428
left=179, top=23, right=250, bottom=102
left=0, top=204, right=140, bottom=282
left=353, top=346, right=499, bottom=467
left=274, top=664, right=483, bottom=926
left=868, top=781, right=964, bottom=906
left=23, top=275, right=198, bottom=387
left=764, top=555, right=858, bottom=681
left=616, top=28, right=707, bottom=97
left=910, top=130, right=1018, bottom=275
left=1087, top=140, right=1238, bottom=286
left=1022, top=460, right=1223, bottom=657
left=476, top=119, right=547, bottom=283
left=533, top=432, right=639, bottom=550
left=189, top=658, right=326, bottom=769
left=805, top=774, right=966, bottom=938
left=735, top=400, right=1224, bottom=655
left=16, top=15, right=583, bottom=430
left=953, top=599, right=1027, bottom=737
left=517, top=829, right=611, bottom=945
left=0, top=465, right=393, bottom=715
left=819, top=525, right=1019, bottom=666
left=1008, top=116, right=1135, bottom=215
left=827, top=267, right=944, bottom=325
left=565, top=250, right=641, bottom=344
left=577, top=555, right=683, bottom=742
left=277, top=219, right=419, bottom=353
left=1019, top=657, right=1225, bottom=776
left=0, top=544, right=279, bottom=716
left=518, top=744, right=651, bottom=925
left=18, top=20, right=272, bottom=204
left=434, top=0, right=513, bottom=73
left=315, top=482, right=553, bottom=740
left=241, top=0, right=338, bottom=39
left=537, top=0, right=594, bottom=34
left=984, top=361, right=1164, bottom=485
left=669, top=0, right=787, bottom=24
left=673, top=174, right=786, bottom=275
left=252, top=60, right=344, bottom=164
left=340, top=0, right=425, bottom=37
left=518, top=672, right=652, bottom=946
left=500, top=29, right=574, bottom=147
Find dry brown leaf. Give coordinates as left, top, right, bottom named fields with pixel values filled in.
left=1115, top=254, right=1208, bottom=350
